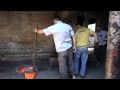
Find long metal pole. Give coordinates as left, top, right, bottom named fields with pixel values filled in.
left=33, top=24, right=38, bottom=66
left=105, top=11, right=120, bottom=79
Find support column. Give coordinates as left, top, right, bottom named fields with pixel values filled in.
left=105, top=11, right=120, bottom=79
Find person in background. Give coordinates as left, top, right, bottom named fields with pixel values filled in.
left=34, top=16, right=76, bottom=79
left=74, top=21, right=98, bottom=78
left=95, top=25, right=108, bottom=65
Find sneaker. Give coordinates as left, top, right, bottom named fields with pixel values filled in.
left=72, top=75, right=76, bottom=79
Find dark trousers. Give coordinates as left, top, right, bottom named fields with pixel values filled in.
left=58, top=47, right=74, bottom=79
left=95, top=45, right=107, bottom=63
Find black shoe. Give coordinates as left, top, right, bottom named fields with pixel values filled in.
left=96, top=62, right=102, bottom=67
left=74, top=74, right=79, bottom=77
left=68, top=75, right=76, bottom=79
left=80, top=75, right=85, bottom=79
left=68, top=75, right=72, bottom=78
left=68, top=75, right=74, bottom=79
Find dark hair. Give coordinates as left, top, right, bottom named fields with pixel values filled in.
left=53, top=16, right=61, bottom=21
left=97, top=25, right=102, bottom=28
left=76, top=21, right=83, bottom=26
left=77, top=16, right=85, bottom=22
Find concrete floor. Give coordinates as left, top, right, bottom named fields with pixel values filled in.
left=0, top=57, right=105, bottom=79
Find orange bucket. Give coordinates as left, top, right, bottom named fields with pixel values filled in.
left=24, top=71, right=36, bottom=79
left=24, top=66, right=37, bottom=79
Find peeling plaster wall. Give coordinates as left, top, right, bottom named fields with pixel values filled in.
left=0, top=11, right=54, bottom=61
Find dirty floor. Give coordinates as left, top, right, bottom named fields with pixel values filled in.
left=0, top=57, right=105, bottom=79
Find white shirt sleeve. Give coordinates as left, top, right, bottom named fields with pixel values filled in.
left=43, top=24, right=57, bottom=36
left=69, top=25, right=75, bottom=36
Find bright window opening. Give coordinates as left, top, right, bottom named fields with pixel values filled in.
left=88, top=23, right=96, bottom=32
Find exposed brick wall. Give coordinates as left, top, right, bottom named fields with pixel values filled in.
left=0, top=11, right=55, bottom=61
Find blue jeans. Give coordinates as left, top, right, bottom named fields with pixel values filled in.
left=74, top=47, right=88, bottom=76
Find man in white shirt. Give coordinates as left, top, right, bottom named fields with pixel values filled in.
left=34, top=16, right=76, bottom=79
left=95, top=25, right=108, bottom=64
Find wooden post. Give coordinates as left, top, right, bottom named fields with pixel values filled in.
left=105, top=11, right=120, bottom=79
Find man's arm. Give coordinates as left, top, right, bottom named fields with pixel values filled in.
left=93, top=32, right=98, bottom=43
left=72, top=35, right=76, bottom=47
left=89, top=29, right=98, bottom=48
left=92, top=32, right=99, bottom=48
left=104, top=31, right=108, bottom=40
left=35, top=29, right=44, bottom=34
left=69, top=25, right=76, bottom=53
left=89, top=29, right=98, bottom=43
left=71, top=35, right=76, bottom=53
left=34, top=24, right=58, bottom=36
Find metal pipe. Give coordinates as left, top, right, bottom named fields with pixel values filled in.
left=33, top=24, right=38, bottom=66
